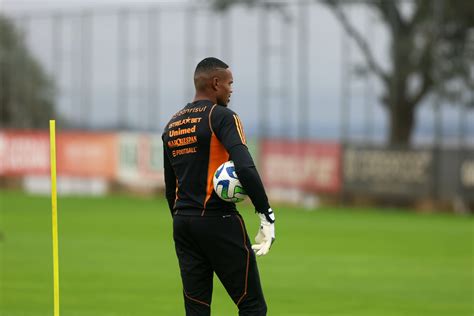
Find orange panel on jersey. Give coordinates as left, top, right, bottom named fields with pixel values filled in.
left=203, top=133, right=229, bottom=211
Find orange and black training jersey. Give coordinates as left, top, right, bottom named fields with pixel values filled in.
left=162, top=100, right=273, bottom=222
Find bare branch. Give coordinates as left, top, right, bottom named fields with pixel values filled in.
left=408, top=0, right=432, bottom=30
left=407, top=18, right=435, bottom=107
left=409, top=73, right=433, bottom=108
left=408, top=48, right=434, bottom=107
left=373, top=0, right=406, bottom=32
left=325, top=1, right=389, bottom=85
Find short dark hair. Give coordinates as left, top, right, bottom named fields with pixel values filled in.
left=194, top=57, right=228, bottom=76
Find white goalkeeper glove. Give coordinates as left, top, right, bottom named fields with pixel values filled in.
left=251, top=209, right=275, bottom=256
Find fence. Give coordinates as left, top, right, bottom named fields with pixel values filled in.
left=5, top=1, right=473, bottom=144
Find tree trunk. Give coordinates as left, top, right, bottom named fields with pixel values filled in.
left=387, top=28, right=416, bottom=147
left=388, top=99, right=415, bottom=146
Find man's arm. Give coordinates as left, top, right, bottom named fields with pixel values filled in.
left=229, top=145, right=276, bottom=256
left=163, top=142, right=177, bottom=215
left=212, top=106, right=275, bottom=256
left=228, top=144, right=274, bottom=223
left=211, top=106, right=274, bottom=222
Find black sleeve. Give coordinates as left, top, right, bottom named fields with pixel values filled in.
left=212, top=106, right=274, bottom=222
left=162, top=140, right=177, bottom=215
left=228, top=144, right=273, bottom=221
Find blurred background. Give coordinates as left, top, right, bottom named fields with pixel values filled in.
left=0, top=0, right=473, bottom=315
left=1, top=0, right=473, bottom=210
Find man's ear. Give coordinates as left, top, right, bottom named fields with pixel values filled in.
left=212, top=77, right=219, bottom=91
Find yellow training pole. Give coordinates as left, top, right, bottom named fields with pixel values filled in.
left=49, top=120, right=60, bottom=316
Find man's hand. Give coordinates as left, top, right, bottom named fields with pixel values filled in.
left=251, top=210, right=275, bottom=256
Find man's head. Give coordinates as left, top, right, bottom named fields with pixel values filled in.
left=194, top=57, right=233, bottom=106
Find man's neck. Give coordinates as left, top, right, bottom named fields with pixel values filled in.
left=192, top=93, right=216, bottom=104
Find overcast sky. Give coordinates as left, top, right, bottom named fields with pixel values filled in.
left=5, top=0, right=188, bottom=11
left=3, top=0, right=472, bottom=144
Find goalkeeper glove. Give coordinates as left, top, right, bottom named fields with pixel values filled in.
left=251, top=209, right=275, bottom=256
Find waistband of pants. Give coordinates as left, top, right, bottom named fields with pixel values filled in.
left=173, top=208, right=238, bottom=217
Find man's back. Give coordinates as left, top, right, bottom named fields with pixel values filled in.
left=162, top=100, right=245, bottom=214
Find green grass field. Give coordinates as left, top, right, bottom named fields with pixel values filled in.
left=0, top=190, right=473, bottom=316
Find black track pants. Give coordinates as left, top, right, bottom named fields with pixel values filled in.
left=173, top=213, right=267, bottom=316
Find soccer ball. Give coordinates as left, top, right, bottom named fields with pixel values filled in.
left=213, top=161, right=247, bottom=203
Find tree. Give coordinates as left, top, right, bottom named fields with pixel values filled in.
left=0, top=14, right=55, bottom=129
left=210, top=0, right=474, bottom=145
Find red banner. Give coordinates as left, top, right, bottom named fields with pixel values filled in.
left=57, top=132, right=118, bottom=179
left=0, top=130, right=118, bottom=179
left=0, top=131, right=50, bottom=175
left=260, top=139, right=341, bottom=194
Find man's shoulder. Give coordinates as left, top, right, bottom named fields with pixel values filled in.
left=212, top=104, right=239, bottom=118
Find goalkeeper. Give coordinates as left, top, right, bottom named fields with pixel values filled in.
left=162, top=57, right=275, bottom=316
